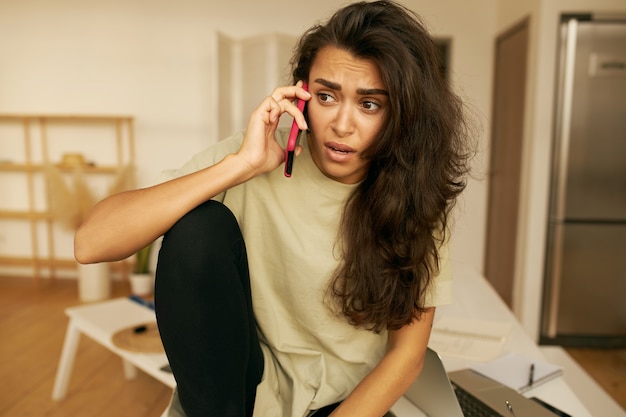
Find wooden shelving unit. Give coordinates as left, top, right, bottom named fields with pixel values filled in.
left=0, top=114, right=135, bottom=282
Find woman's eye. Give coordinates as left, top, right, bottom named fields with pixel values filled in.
left=318, top=93, right=335, bottom=103
left=362, top=100, right=381, bottom=111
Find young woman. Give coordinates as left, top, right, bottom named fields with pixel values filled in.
left=74, top=1, right=472, bottom=416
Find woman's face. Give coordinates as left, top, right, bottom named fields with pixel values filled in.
left=306, top=46, right=388, bottom=184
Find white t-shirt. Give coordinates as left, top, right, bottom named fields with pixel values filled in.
left=163, top=129, right=453, bottom=417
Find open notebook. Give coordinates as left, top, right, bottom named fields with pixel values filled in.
left=470, top=352, right=563, bottom=393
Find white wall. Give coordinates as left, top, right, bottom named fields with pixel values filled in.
left=12, top=0, right=619, bottom=346
left=495, top=0, right=626, bottom=340
left=0, top=0, right=497, bottom=276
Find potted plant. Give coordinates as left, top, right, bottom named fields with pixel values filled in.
left=129, top=242, right=155, bottom=297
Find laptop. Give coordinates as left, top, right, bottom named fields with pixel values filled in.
left=402, top=348, right=559, bottom=417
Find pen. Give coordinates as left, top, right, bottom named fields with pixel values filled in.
left=528, top=363, right=535, bottom=387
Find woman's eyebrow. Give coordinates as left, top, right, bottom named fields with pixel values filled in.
left=314, top=78, right=341, bottom=90
left=314, top=78, right=388, bottom=96
left=357, top=87, right=388, bottom=96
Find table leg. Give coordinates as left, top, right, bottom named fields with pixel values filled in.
left=52, top=320, right=82, bottom=400
left=123, top=359, right=138, bottom=380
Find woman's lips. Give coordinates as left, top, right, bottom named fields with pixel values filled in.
left=325, top=142, right=356, bottom=161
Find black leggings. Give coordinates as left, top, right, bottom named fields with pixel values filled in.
left=154, top=200, right=264, bottom=417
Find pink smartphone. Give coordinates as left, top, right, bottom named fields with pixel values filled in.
left=284, top=82, right=308, bottom=177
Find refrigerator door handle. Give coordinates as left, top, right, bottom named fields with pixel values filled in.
left=546, top=224, right=564, bottom=338
left=545, top=19, right=579, bottom=338
left=553, top=19, right=578, bottom=220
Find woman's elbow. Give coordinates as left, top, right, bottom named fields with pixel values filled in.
left=74, top=225, right=99, bottom=264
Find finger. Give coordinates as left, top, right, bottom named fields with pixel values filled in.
left=270, top=83, right=311, bottom=105
left=260, top=96, right=282, bottom=124
left=281, top=99, right=309, bottom=131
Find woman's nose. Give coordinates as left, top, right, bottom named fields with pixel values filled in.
left=331, top=104, right=355, bottom=137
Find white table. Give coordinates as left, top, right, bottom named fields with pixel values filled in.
left=52, top=297, right=176, bottom=400
left=390, top=263, right=592, bottom=417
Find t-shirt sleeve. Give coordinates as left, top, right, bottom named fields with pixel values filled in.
left=158, top=131, right=246, bottom=202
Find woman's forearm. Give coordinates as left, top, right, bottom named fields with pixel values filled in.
left=331, top=348, right=424, bottom=416
left=330, top=308, right=435, bottom=417
left=74, top=153, right=252, bottom=264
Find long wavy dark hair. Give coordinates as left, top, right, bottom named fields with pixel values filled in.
left=291, top=1, right=473, bottom=332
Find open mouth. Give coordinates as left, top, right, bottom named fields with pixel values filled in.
left=327, top=143, right=355, bottom=154
left=329, top=146, right=352, bottom=154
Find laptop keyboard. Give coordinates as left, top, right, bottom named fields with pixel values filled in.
left=452, top=383, right=501, bottom=417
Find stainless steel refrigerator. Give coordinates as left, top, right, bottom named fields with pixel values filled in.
left=541, top=13, right=626, bottom=347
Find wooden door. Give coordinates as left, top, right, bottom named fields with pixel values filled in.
left=484, top=19, right=529, bottom=306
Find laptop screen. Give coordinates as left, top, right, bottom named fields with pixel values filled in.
left=402, top=348, right=465, bottom=417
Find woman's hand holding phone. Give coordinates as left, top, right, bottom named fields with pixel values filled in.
left=236, top=82, right=310, bottom=179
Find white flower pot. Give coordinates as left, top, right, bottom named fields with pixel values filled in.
left=129, top=273, right=154, bottom=297
left=77, top=262, right=111, bottom=302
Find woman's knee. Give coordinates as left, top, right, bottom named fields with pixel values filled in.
left=156, top=200, right=246, bottom=287
left=165, top=200, right=241, bottom=247
left=159, top=201, right=246, bottom=268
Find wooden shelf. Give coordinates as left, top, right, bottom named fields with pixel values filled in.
left=0, top=162, right=120, bottom=174
left=0, top=255, right=131, bottom=276
left=0, top=210, right=50, bottom=220
left=0, top=114, right=135, bottom=281
left=0, top=255, right=76, bottom=269
left=0, top=114, right=133, bottom=122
